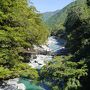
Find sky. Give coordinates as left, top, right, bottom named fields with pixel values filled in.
left=30, top=0, right=74, bottom=13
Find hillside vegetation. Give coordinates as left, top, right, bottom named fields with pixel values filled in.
left=41, top=10, right=59, bottom=22
left=42, top=1, right=74, bottom=31
left=42, top=0, right=88, bottom=35
left=0, top=0, right=49, bottom=80
left=40, top=0, right=90, bottom=90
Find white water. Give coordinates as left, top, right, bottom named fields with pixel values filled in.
left=47, top=36, right=66, bottom=52
left=28, top=55, right=52, bottom=69
left=28, top=36, right=66, bottom=69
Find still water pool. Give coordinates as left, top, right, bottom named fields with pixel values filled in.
left=19, top=78, right=44, bottom=90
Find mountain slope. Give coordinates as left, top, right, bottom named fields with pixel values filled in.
left=41, top=10, right=59, bottom=22
left=42, top=0, right=86, bottom=31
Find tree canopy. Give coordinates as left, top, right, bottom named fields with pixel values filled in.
left=0, top=0, right=49, bottom=80
left=40, top=0, right=90, bottom=90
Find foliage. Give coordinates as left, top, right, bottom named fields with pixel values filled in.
left=42, top=1, right=77, bottom=32
left=0, top=63, right=39, bottom=80
left=11, top=63, right=39, bottom=80
left=41, top=0, right=90, bottom=90
left=40, top=56, right=87, bottom=90
left=41, top=10, right=59, bottom=22
left=0, top=0, right=49, bottom=79
left=0, top=66, right=12, bottom=79
left=65, top=0, right=89, bottom=54
left=42, top=0, right=88, bottom=37
left=64, top=0, right=90, bottom=89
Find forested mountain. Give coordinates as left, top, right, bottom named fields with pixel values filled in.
left=42, top=1, right=74, bottom=31
left=42, top=0, right=87, bottom=33
left=41, top=10, right=59, bottom=22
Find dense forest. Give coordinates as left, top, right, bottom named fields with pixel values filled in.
left=42, top=10, right=60, bottom=22
left=0, top=0, right=90, bottom=90
left=40, top=0, right=90, bottom=90
left=0, top=0, right=49, bottom=80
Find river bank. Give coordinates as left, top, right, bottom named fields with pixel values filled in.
left=0, top=36, right=66, bottom=90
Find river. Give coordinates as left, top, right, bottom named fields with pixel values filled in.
left=28, top=36, right=66, bottom=69
left=19, top=36, right=66, bottom=90
left=0, top=36, right=66, bottom=90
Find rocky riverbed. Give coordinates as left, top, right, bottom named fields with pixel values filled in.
left=28, top=36, right=66, bottom=69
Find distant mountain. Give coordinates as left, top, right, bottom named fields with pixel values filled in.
left=41, top=10, right=59, bottom=22
left=42, top=0, right=85, bottom=31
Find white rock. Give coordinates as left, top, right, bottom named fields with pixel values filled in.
left=17, top=83, right=26, bottom=90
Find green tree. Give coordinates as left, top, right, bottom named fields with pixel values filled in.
left=40, top=0, right=90, bottom=90
left=0, top=0, right=48, bottom=79
left=40, top=56, right=87, bottom=90
left=64, top=0, right=90, bottom=89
